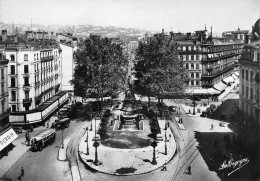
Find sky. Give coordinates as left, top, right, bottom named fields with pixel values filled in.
left=0, top=0, right=260, bottom=35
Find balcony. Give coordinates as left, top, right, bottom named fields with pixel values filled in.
left=23, top=98, right=32, bottom=107
left=201, top=64, right=235, bottom=80
left=23, top=84, right=31, bottom=87
left=201, top=52, right=238, bottom=62
left=41, top=56, right=54, bottom=62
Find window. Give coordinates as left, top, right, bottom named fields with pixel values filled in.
left=250, top=88, right=253, bottom=100
left=196, top=64, right=199, bottom=69
left=196, top=80, right=199, bottom=86
left=24, top=65, right=29, bottom=74
left=257, top=52, right=260, bottom=62
left=246, top=70, right=248, bottom=80
left=196, top=72, right=199, bottom=78
left=242, top=85, right=244, bottom=96
left=11, top=91, right=16, bottom=101
left=10, top=54, right=15, bottom=61
left=191, top=80, right=194, bottom=86
left=1, top=83, right=4, bottom=95
left=24, top=54, right=28, bottom=61
left=191, top=63, right=194, bottom=69
left=186, top=63, right=189, bottom=69
left=191, top=55, right=194, bottom=60
left=2, top=102, right=4, bottom=113
left=196, top=55, right=199, bottom=60
left=10, top=65, right=15, bottom=74
left=246, top=86, right=248, bottom=98
left=242, top=69, right=244, bottom=79
left=250, top=71, right=253, bottom=81
left=1, top=69, right=4, bottom=80
left=11, top=105, right=16, bottom=112
left=25, top=90, right=29, bottom=99
left=190, top=72, right=194, bottom=78
left=11, top=78, right=15, bottom=87
left=24, top=76, right=29, bottom=86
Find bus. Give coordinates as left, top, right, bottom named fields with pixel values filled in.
left=31, top=129, right=56, bottom=151
left=51, top=118, right=70, bottom=130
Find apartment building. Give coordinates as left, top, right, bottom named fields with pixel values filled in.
left=0, top=51, right=18, bottom=154
left=4, top=41, right=62, bottom=112
left=239, top=18, right=260, bottom=126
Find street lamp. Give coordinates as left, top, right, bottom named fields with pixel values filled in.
left=93, top=117, right=101, bottom=165
left=193, top=100, right=196, bottom=115
left=151, top=140, right=157, bottom=165
left=85, top=127, right=89, bottom=155
left=61, top=128, right=64, bottom=149
left=89, top=117, right=93, bottom=131
left=165, top=122, right=167, bottom=155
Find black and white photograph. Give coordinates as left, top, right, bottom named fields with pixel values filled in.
left=0, top=0, right=260, bottom=180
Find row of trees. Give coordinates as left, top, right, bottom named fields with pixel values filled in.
left=135, top=33, right=189, bottom=107
left=72, top=35, right=128, bottom=108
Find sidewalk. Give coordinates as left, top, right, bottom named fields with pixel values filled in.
left=78, top=118, right=177, bottom=175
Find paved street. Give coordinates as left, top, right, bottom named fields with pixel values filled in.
left=1, top=119, right=87, bottom=181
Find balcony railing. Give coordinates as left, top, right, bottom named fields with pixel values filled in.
left=41, top=56, right=54, bottom=62
left=23, top=84, right=30, bottom=87
left=23, top=98, right=32, bottom=104
left=201, top=52, right=238, bottom=62
left=201, top=64, right=235, bottom=79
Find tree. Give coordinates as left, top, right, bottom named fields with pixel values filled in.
left=135, top=32, right=188, bottom=106
left=72, top=35, right=127, bottom=109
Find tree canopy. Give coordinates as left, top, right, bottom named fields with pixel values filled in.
left=73, top=35, right=128, bottom=99
left=135, top=33, right=188, bottom=101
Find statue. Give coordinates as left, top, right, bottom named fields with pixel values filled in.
left=125, top=76, right=135, bottom=100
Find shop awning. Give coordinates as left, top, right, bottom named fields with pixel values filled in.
left=234, top=71, right=239, bottom=76
left=231, top=74, right=238, bottom=80
left=213, top=81, right=228, bottom=91
left=207, top=88, right=221, bottom=94
left=223, top=76, right=235, bottom=84
left=0, top=128, right=18, bottom=151
left=185, top=88, right=210, bottom=94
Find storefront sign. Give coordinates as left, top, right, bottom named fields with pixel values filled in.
left=0, top=128, right=18, bottom=151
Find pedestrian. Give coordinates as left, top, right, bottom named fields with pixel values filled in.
left=180, top=118, right=183, bottom=124
left=46, top=122, right=49, bottom=128
left=211, top=124, right=214, bottom=130
left=21, top=167, right=24, bottom=176
left=18, top=174, right=21, bottom=181
left=162, top=163, right=167, bottom=171
left=167, top=122, right=170, bottom=127
left=186, top=165, right=191, bottom=174
left=189, top=109, right=191, bottom=114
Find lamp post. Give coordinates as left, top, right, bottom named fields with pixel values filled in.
left=90, top=118, right=93, bottom=131
left=93, top=117, right=101, bottom=165
left=164, top=122, right=167, bottom=155
left=85, top=127, right=89, bottom=155
left=61, top=128, right=64, bottom=149
left=151, top=140, right=157, bottom=165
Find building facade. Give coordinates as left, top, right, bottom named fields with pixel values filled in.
left=239, top=19, right=260, bottom=127
left=5, top=43, right=62, bottom=112
left=0, top=51, right=18, bottom=154
left=200, top=40, right=243, bottom=91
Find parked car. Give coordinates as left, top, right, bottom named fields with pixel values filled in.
left=168, top=106, right=176, bottom=112
left=210, top=104, right=216, bottom=110
left=13, top=126, right=23, bottom=134
left=200, top=111, right=207, bottom=117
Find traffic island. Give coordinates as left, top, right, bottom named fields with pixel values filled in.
left=78, top=119, right=177, bottom=175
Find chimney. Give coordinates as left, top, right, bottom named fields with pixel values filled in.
left=170, top=31, right=173, bottom=40
left=2, top=30, right=7, bottom=41
left=14, top=34, right=17, bottom=43
left=162, top=29, right=164, bottom=34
